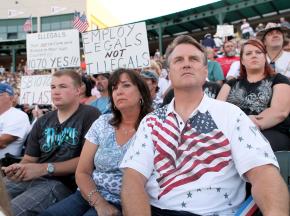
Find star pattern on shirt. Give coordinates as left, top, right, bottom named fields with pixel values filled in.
left=238, top=136, right=243, bottom=142
left=144, top=134, right=148, bottom=139
left=152, top=105, right=168, bottom=121
left=141, top=143, right=146, bottom=148
left=181, top=201, right=186, bottom=208
left=264, top=152, right=269, bottom=158
left=188, top=111, right=218, bottom=133
left=224, top=193, right=229, bottom=199
left=247, top=144, right=252, bottom=149
left=236, top=126, right=240, bottom=131
left=216, top=188, right=221, bottom=192
left=136, top=151, right=140, bottom=155
left=236, top=118, right=240, bottom=123
left=187, top=191, right=192, bottom=198
left=196, top=188, right=202, bottom=192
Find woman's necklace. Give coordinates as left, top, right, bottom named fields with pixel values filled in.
left=119, top=127, right=135, bottom=135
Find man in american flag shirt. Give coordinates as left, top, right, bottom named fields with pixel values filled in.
left=120, top=35, right=289, bottom=216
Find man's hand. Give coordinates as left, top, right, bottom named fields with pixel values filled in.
left=2, top=163, right=46, bottom=181
left=94, top=199, right=121, bottom=216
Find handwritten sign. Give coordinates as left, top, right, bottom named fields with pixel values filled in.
left=26, top=29, right=80, bottom=70
left=82, top=22, right=150, bottom=74
left=216, top=25, right=234, bottom=37
left=20, top=75, right=52, bottom=105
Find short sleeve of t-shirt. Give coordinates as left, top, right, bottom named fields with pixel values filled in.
left=226, top=78, right=238, bottom=88
left=272, top=73, right=290, bottom=86
left=228, top=107, right=279, bottom=179
left=1, top=109, right=29, bottom=138
left=120, top=116, right=155, bottom=179
left=85, top=114, right=112, bottom=146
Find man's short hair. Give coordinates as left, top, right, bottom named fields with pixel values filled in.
left=223, top=40, right=235, bottom=49
left=52, top=70, right=82, bottom=87
left=165, top=35, right=207, bottom=67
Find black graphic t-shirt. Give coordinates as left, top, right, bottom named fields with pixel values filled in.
left=26, top=104, right=100, bottom=163
left=226, top=73, right=290, bottom=134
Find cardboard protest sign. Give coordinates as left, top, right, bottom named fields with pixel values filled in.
left=82, top=22, right=150, bottom=74
left=20, top=75, right=52, bottom=105
left=26, top=29, right=80, bottom=70
left=216, top=25, right=234, bottom=37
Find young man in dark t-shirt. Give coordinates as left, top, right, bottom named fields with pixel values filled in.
left=2, top=70, right=101, bottom=216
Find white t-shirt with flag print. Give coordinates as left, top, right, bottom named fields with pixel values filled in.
left=120, top=94, right=278, bottom=216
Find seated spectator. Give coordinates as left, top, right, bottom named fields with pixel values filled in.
left=80, top=75, right=96, bottom=104
left=216, top=40, right=240, bottom=77
left=280, top=17, right=290, bottom=29
left=1, top=70, right=101, bottom=216
left=226, top=61, right=240, bottom=80
left=206, top=47, right=225, bottom=85
left=39, top=68, right=152, bottom=216
left=217, top=39, right=290, bottom=151
left=0, top=171, right=12, bottom=216
left=0, top=83, right=30, bottom=159
left=120, top=35, right=289, bottom=216
left=140, top=70, right=161, bottom=109
left=257, top=22, right=290, bottom=78
left=202, top=33, right=216, bottom=48
left=90, top=73, right=111, bottom=114
left=255, top=23, right=265, bottom=33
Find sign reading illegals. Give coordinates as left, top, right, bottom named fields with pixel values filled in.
left=82, top=22, right=150, bottom=74
left=26, top=29, right=80, bottom=70
left=216, top=25, right=234, bottom=37
left=20, top=75, right=52, bottom=105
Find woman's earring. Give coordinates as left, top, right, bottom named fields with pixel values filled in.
left=140, top=98, right=144, bottom=106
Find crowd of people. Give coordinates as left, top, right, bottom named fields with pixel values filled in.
left=0, top=17, right=289, bottom=216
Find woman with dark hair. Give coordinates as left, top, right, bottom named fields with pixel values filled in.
left=217, top=39, right=290, bottom=151
left=39, top=68, right=152, bottom=216
left=80, top=76, right=96, bottom=104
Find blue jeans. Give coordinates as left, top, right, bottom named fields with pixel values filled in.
left=39, top=190, right=121, bottom=216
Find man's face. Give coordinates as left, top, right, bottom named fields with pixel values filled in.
left=142, top=78, right=157, bottom=98
left=0, top=92, right=12, bottom=107
left=51, top=75, right=80, bottom=108
left=168, top=44, right=207, bottom=90
left=224, top=42, right=236, bottom=57
left=263, top=29, right=283, bottom=49
left=95, top=75, right=109, bottom=92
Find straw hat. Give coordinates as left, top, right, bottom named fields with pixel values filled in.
left=256, top=22, right=290, bottom=40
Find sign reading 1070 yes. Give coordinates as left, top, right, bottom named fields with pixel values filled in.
left=82, top=22, right=150, bottom=74
left=26, top=29, right=80, bottom=70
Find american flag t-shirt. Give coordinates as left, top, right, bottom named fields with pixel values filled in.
left=149, top=110, right=231, bottom=199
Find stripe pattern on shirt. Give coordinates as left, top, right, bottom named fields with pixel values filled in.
left=147, top=108, right=231, bottom=199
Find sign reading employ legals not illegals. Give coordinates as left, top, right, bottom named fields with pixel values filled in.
left=20, top=75, right=52, bottom=105
left=82, top=22, right=150, bottom=74
left=26, top=29, right=80, bottom=70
